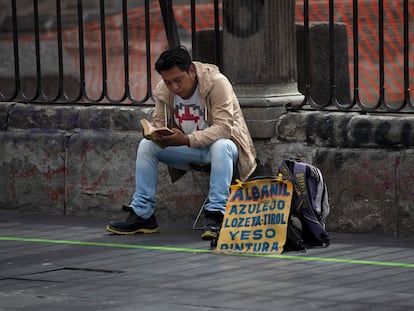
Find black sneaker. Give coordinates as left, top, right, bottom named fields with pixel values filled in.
left=201, top=210, right=224, bottom=241
left=106, top=211, right=159, bottom=235
left=121, top=204, right=133, bottom=212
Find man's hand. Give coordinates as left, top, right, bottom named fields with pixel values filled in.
left=152, top=128, right=189, bottom=147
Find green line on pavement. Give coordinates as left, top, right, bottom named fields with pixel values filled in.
left=1, top=236, right=414, bottom=269
left=0, top=236, right=210, bottom=253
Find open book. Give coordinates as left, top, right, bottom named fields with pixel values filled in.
left=140, top=119, right=174, bottom=148
left=140, top=119, right=174, bottom=136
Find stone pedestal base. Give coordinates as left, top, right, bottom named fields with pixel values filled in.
left=235, top=83, right=304, bottom=138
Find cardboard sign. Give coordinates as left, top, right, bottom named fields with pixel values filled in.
left=217, top=178, right=293, bottom=254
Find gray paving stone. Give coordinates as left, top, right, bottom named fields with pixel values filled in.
left=1, top=211, right=414, bottom=311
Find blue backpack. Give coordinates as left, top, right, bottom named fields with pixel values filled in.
left=278, top=159, right=330, bottom=250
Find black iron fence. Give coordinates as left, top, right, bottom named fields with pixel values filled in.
left=0, top=0, right=220, bottom=105
left=0, top=0, right=412, bottom=112
left=297, top=0, right=413, bottom=112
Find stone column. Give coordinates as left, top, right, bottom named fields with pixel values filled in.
left=222, top=0, right=303, bottom=138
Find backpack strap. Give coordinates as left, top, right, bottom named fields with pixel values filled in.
left=280, top=159, right=330, bottom=247
left=311, top=166, right=330, bottom=226
left=279, top=160, right=303, bottom=212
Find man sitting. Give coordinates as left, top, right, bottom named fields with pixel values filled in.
left=106, top=46, right=257, bottom=240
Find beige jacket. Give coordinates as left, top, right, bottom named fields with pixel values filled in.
left=152, top=61, right=257, bottom=181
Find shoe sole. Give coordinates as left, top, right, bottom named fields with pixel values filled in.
left=201, top=230, right=217, bottom=241
left=106, top=225, right=159, bottom=235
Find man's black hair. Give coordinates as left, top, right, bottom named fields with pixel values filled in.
left=155, top=46, right=192, bottom=73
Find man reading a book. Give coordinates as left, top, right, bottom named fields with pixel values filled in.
left=106, top=46, right=257, bottom=240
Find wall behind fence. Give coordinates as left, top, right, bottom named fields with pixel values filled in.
left=1, top=102, right=414, bottom=237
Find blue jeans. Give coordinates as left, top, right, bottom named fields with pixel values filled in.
left=130, top=138, right=239, bottom=219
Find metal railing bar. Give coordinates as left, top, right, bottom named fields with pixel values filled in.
left=32, top=0, right=42, bottom=102
left=143, top=0, right=153, bottom=103
left=377, top=0, right=387, bottom=110
left=301, top=0, right=318, bottom=109
left=0, top=1, right=18, bottom=100
left=214, top=0, right=221, bottom=67
left=99, top=0, right=109, bottom=102
left=377, top=0, right=404, bottom=112
left=133, top=0, right=152, bottom=104
left=128, top=0, right=152, bottom=104
left=121, top=0, right=131, bottom=103
left=355, top=0, right=381, bottom=111
left=351, top=0, right=362, bottom=111
left=159, top=0, right=181, bottom=49
left=191, top=0, right=196, bottom=60
left=56, top=0, right=82, bottom=103
left=76, top=0, right=96, bottom=103
left=327, top=0, right=340, bottom=109
left=32, top=0, right=66, bottom=103
left=74, top=0, right=86, bottom=103
left=55, top=0, right=68, bottom=102
left=328, top=0, right=354, bottom=111
left=79, top=0, right=105, bottom=103
left=15, top=1, right=36, bottom=102
left=403, top=0, right=413, bottom=110
left=104, top=3, right=127, bottom=103
left=8, top=0, right=24, bottom=101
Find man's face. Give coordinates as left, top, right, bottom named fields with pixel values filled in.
left=159, top=64, right=197, bottom=99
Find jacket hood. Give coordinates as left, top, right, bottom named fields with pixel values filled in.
left=193, top=61, right=220, bottom=98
